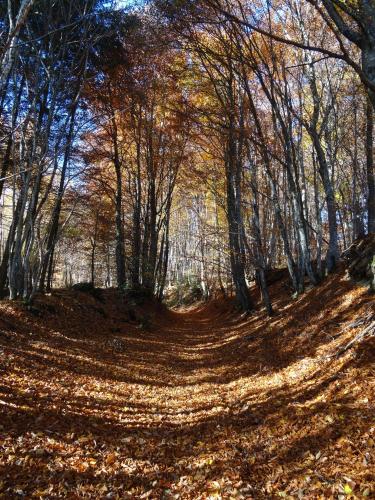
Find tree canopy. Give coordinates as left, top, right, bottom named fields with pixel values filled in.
left=0, top=0, right=374, bottom=310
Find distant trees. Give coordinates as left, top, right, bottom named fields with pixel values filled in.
left=0, top=0, right=374, bottom=314
left=81, top=15, right=190, bottom=297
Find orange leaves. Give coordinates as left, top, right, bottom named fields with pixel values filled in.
left=0, top=275, right=374, bottom=498
left=105, top=452, right=118, bottom=465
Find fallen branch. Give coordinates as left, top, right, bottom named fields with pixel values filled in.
left=332, top=309, right=374, bottom=338
left=334, top=319, right=375, bottom=357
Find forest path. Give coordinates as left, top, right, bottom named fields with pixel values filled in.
left=0, top=279, right=374, bottom=498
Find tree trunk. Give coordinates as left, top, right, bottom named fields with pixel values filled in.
left=311, top=133, right=339, bottom=271
left=114, top=148, right=126, bottom=289
left=366, top=95, right=375, bottom=233
left=225, top=135, right=252, bottom=312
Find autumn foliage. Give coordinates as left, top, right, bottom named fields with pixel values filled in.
left=1, top=1, right=375, bottom=498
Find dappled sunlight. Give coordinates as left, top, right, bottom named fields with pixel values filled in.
left=0, top=272, right=374, bottom=497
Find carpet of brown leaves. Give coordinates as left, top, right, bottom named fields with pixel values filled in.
left=0, top=272, right=374, bottom=499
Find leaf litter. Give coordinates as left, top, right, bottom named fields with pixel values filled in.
left=0, top=271, right=374, bottom=498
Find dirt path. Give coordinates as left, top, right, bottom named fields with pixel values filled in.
left=0, top=278, right=374, bottom=498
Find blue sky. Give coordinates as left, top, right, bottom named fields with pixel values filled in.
left=115, top=0, right=138, bottom=7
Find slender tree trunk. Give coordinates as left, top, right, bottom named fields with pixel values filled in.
left=366, top=95, right=375, bottom=233
left=249, top=162, right=273, bottom=315
left=311, top=133, right=339, bottom=271
left=313, top=154, right=323, bottom=279
left=0, top=0, right=36, bottom=92
left=130, top=140, right=142, bottom=288
left=39, top=103, right=78, bottom=292
left=114, top=144, right=126, bottom=289
left=225, top=123, right=252, bottom=312
left=90, top=211, right=99, bottom=286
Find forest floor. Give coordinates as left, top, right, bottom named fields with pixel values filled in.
left=0, top=271, right=374, bottom=499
